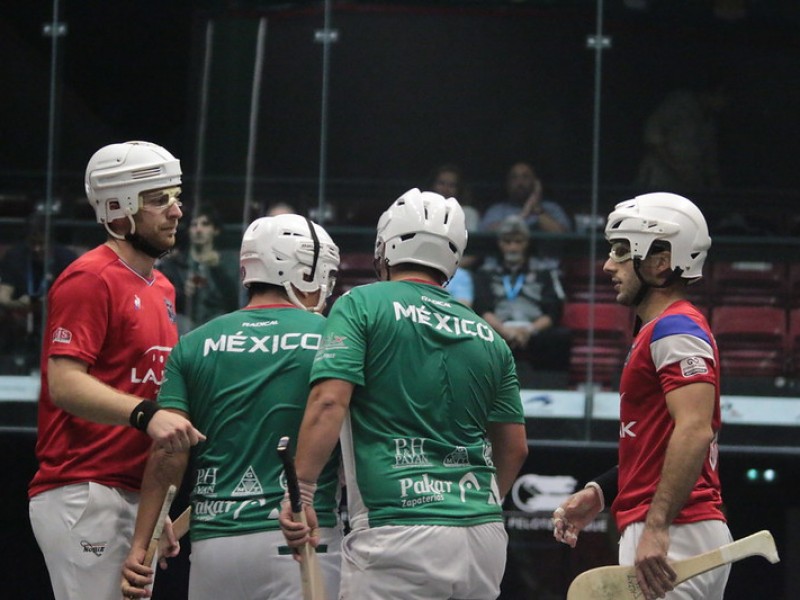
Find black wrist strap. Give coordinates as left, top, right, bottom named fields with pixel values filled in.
left=129, top=400, right=161, bottom=432
left=591, top=465, right=619, bottom=506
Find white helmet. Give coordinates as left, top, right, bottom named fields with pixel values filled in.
left=375, top=188, right=467, bottom=280
left=85, top=141, right=182, bottom=227
left=605, top=192, right=711, bottom=280
left=240, top=214, right=340, bottom=312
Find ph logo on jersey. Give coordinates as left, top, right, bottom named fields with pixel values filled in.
left=52, top=327, right=72, bottom=344
left=680, top=356, right=708, bottom=377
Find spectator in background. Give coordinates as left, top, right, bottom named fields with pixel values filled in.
left=636, top=85, right=728, bottom=193
left=266, top=201, right=296, bottom=216
left=480, top=161, right=572, bottom=234
left=158, top=205, right=239, bottom=334
left=447, top=265, right=475, bottom=306
left=429, top=163, right=480, bottom=232
left=428, top=163, right=481, bottom=303
left=0, top=212, right=77, bottom=370
left=473, top=216, right=571, bottom=377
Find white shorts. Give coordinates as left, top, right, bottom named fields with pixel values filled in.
left=188, top=527, right=343, bottom=600
left=339, top=523, right=508, bottom=600
left=619, top=520, right=733, bottom=600
left=29, top=482, right=139, bottom=600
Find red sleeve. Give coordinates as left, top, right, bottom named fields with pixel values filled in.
left=47, top=269, right=110, bottom=367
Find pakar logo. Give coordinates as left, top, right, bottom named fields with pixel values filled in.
left=52, top=327, right=72, bottom=344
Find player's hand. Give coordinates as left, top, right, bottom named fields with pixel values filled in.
left=634, top=527, right=676, bottom=600
left=522, top=178, right=543, bottom=215
left=147, top=411, right=206, bottom=451
left=279, top=502, right=321, bottom=563
left=121, top=545, right=153, bottom=599
left=157, top=516, right=181, bottom=570
left=552, top=487, right=602, bottom=547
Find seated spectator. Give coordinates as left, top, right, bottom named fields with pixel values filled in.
left=0, top=213, right=78, bottom=370
left=447, top=266, right=475, bottom=306
left=472, top=216, right=571, bottom=376
left=158, top=205, right=239, bottom=333
left=480, top=161, right=572, bottom=234
left=266, top=201, right=296, bottom=216
left=429, top=163, right=481, bottom=232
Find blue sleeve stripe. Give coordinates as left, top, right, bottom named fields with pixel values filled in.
left=651, top=314, right=711, bottom=345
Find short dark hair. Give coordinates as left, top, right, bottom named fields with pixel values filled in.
left=193, top=205, right=223, bottom=229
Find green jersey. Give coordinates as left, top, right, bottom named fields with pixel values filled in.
left=158, top=305, right=340, bottom=542
left=311, top=280, right=523, bottom=530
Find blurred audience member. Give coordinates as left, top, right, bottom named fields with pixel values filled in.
left=429, top=163, right=480, bottom=232
left=447, top=267, right=475, bottom=307
left=158, top=205, right=239, bottom=333
left=636, top=85, right=728, bottom=193
left=480, top=161, right=572, bottom=234
left=0, top=213, right=77, bottom=369
left=473, top=216, right=571, bottom=375
left=266, top=201, right=296, bottom=216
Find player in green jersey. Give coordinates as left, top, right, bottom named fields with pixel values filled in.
left=280, top=189, right=529, bottom=599
left=122, top=214, right=343, bottom=600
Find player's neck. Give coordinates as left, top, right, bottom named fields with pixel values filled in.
left=105, top=239, right=156, bottom=279
left=636, top=288, right=687, bottom=324
left=190, top=243, right=216, bottom=262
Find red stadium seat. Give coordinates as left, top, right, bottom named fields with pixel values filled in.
left=789, top=308, right=800, bottom=377
left=711, top=305, right=787, bottom=378
left=710, top=260, right=787, bottom=307
left=789, top=263, right=800, bottom=308
left=561, top=302, right=635, bottom=389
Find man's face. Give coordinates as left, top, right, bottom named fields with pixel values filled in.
left=499, top=234, right=529, bottom=266
left=432, top=171, right=459, bottom=198
left=189, top=215, right=218, bottom=247
left=603, top=241, right=670, bottom=305
left=133, top=186, right=183, bottom=253
left=506, top=163, right=537, bottom=203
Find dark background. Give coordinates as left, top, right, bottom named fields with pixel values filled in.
left=2, top=2, right=799, bottom=598
left=1, top=1, right=799, bottom=227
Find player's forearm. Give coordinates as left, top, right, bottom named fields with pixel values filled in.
left=132, top=447, right=188, bottom=550
left=48, top=358, right=144, bottom=425
left=295, top=379, right=352, bottom=484
left=646, top=423, right=713, bottom=530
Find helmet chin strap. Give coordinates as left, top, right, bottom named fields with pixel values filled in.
left=631, top=259, right=683, bottom=306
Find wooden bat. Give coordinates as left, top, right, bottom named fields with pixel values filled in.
left=277, top=435, right=327, bottom=600
left=171, top=506, right=191, bottom=540
left=567, top=529, right=780, bottom=600
left=143, top=484, right=177, bottom=567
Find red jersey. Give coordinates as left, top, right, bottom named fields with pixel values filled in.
left=29, top=245, right=178, bottom=497
left=613, top=300, right=725, bottom=532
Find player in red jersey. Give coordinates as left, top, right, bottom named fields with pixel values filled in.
left=552, top=193, right=732, bottom=600
left=28, top=141, right=205, bottom=600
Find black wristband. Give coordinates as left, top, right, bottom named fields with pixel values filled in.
left=129, top=400, right=162, bottom=432
left=591, top=465, right=619, bottom=507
